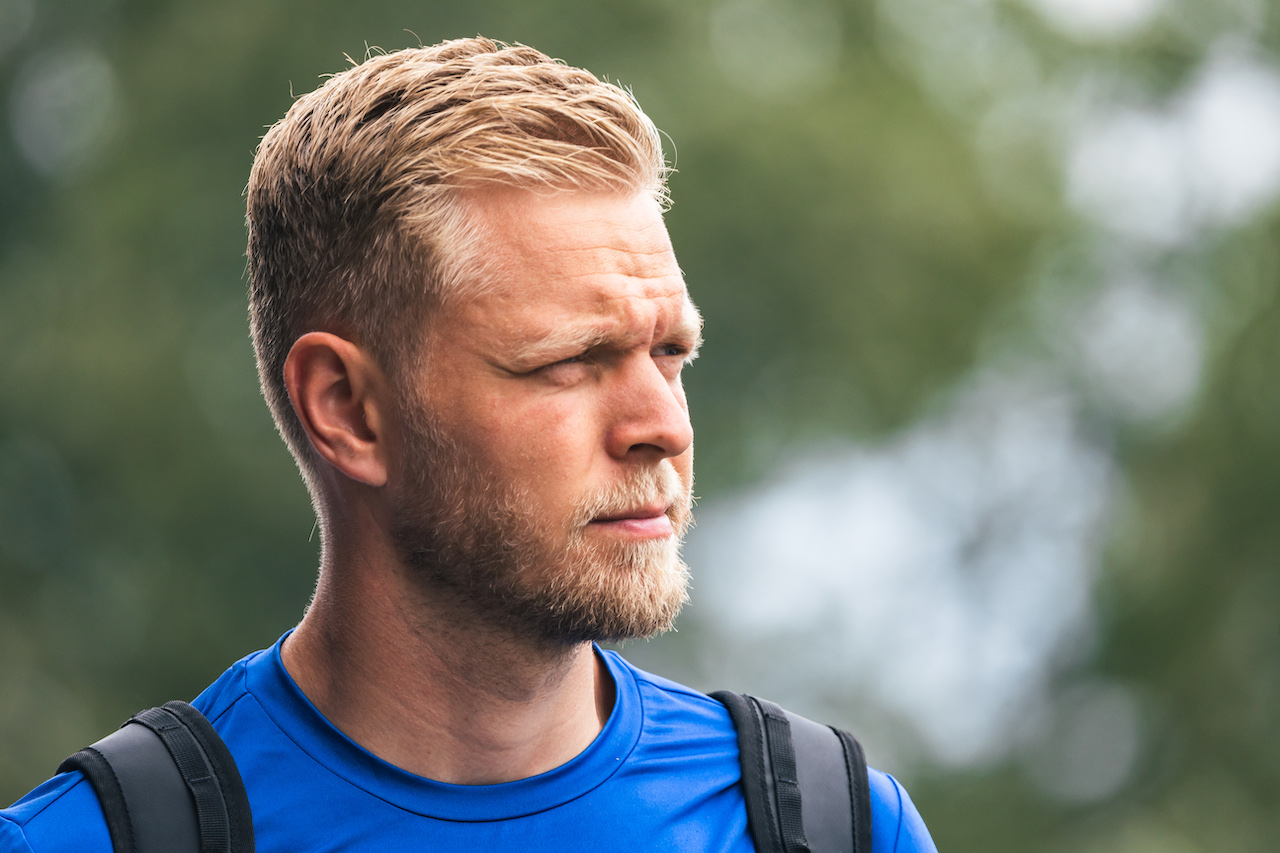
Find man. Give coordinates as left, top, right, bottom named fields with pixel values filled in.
left=2, top=37, right=936, bottom=852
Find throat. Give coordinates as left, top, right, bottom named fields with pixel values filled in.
left=283, top=580, right=614, bottom=785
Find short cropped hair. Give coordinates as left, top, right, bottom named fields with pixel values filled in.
left=245, top=37, right=669, bottom=496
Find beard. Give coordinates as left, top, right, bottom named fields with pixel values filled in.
left=389, top=403, right=693, bottom=646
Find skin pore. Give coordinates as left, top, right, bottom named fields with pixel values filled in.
left=279, top=188, right=699, bottom=785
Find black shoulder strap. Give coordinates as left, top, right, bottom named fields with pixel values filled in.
left=711, top=691, right=872, bottom=853
left=58, top=701, right=254, bottom=853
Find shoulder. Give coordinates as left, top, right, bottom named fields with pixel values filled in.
left=0, top=772, right=112, bottom=853
left=604, top=650, right=739, bottom=749
left=191, top=646, right=264, bottom=723
left=868, top=768, right=938, bottom=853
left=607, top=650, right=732, bottom=719
left=612, top=653, right=939, bottom=852
left=1, top=645, right=270, bottom=853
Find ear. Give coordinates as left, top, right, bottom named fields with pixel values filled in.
left=283, top=332, right=390, bottom=488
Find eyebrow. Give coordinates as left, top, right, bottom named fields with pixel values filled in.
left=508, top=326, right=613, bottom=366
left=508, top=302, right=704, bottom=367
left=679, top=306, right=705, bottom=360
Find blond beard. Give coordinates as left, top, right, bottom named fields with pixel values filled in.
left=389, top=404, right=692, bottom=645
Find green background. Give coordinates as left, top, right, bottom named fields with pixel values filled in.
left=4, top=0, right=1280, bottom=849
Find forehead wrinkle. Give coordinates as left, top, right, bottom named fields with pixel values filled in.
left=534, top=244, right=677, bottom=285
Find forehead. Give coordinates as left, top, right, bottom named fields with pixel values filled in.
left=450, top=189, right=695, bottom=335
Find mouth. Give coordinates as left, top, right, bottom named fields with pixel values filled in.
left=588, top=505, right=674, bottom=538
left=590, top=504, right=669, bottom=524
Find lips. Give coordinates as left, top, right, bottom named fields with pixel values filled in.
left=586, top=504, right=675, bottom=539
left=590, top=504, right=669, bottom=524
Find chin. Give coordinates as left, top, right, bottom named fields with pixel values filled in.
left=511, top=538, right=692, bottom=645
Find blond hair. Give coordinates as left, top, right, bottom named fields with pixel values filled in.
left=245, top=37, right=669, bottom=494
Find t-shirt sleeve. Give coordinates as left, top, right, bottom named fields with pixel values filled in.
left=868, top=767, right=939, bottom=853
left=0, top=819, right=36, bottom=853
left=0, top=772, right=113, bottom=853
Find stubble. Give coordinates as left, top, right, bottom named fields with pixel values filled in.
left=389, top=401, right=692, bottom=646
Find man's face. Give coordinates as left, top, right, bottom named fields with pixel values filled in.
left=389, top=189, right=700, bottom=644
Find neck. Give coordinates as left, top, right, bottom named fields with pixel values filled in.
left=282, top=536, right=615, bottom=785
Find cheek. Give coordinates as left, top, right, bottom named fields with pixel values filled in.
left=472, top=393, right=604, bottom=480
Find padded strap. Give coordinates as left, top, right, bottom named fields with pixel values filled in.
left=784, top=709, right=853, bottom=852
left=57, top=701, right=254, bottom=853
left=130, top=706, right=230, bottom=853
left=58, top=745, right=135, bottom=853
left=754, top=697, right=811, bottom=853
left=59, top=720, right=199, bottom=853
left=712, top=690, right=784, bottom=853
left=713, top=691, right=812, bottom=852
left=713, top=691, right=871, bottom=853
left=160, top=701, right=255, bottom=853
left=831, top=728, right=872, bottom=853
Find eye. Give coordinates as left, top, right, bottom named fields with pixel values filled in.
left=531, top=351, right=594, bottom=384
left=654, top=343, right=698, bottom=363
left=538, top=351, right=591, bottom=372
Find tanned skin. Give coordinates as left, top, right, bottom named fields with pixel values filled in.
left=280, top=189, right=698, bottom=785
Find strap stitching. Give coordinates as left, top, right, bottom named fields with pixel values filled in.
left=756, top=700, right=810, bottom=853
left=749, top=698, right=783, bottom=852
left=88, top=747, right=137, bottom=853
left=834, top=727, right=858, bottom=853
left=132, top=707, right=230, bottom=853
left=58, top=745, right=138, bottom=853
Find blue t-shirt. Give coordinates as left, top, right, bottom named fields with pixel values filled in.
left=2, top=636, right=936, bottom=852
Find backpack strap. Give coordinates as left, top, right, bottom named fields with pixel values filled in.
left=58, top=701, right=254, bottom=853
left=830, top=727, right=872, bottom=853
left=711, top=691, right=872, bottom=853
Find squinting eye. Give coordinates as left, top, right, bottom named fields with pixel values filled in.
left=536, top=352, right=590, bottom=374
left=656, top=344, right=698, bottom=364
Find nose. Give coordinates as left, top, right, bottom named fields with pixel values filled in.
left=605, top=353, right=694, bottom=462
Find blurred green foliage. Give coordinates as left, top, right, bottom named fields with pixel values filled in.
left=3, top=0, right=1280, bottom=850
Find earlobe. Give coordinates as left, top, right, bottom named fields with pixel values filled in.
left=284, top=332, right=390, bottom=487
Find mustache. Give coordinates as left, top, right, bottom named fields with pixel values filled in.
left=571, top=464, right=692, bottom=532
